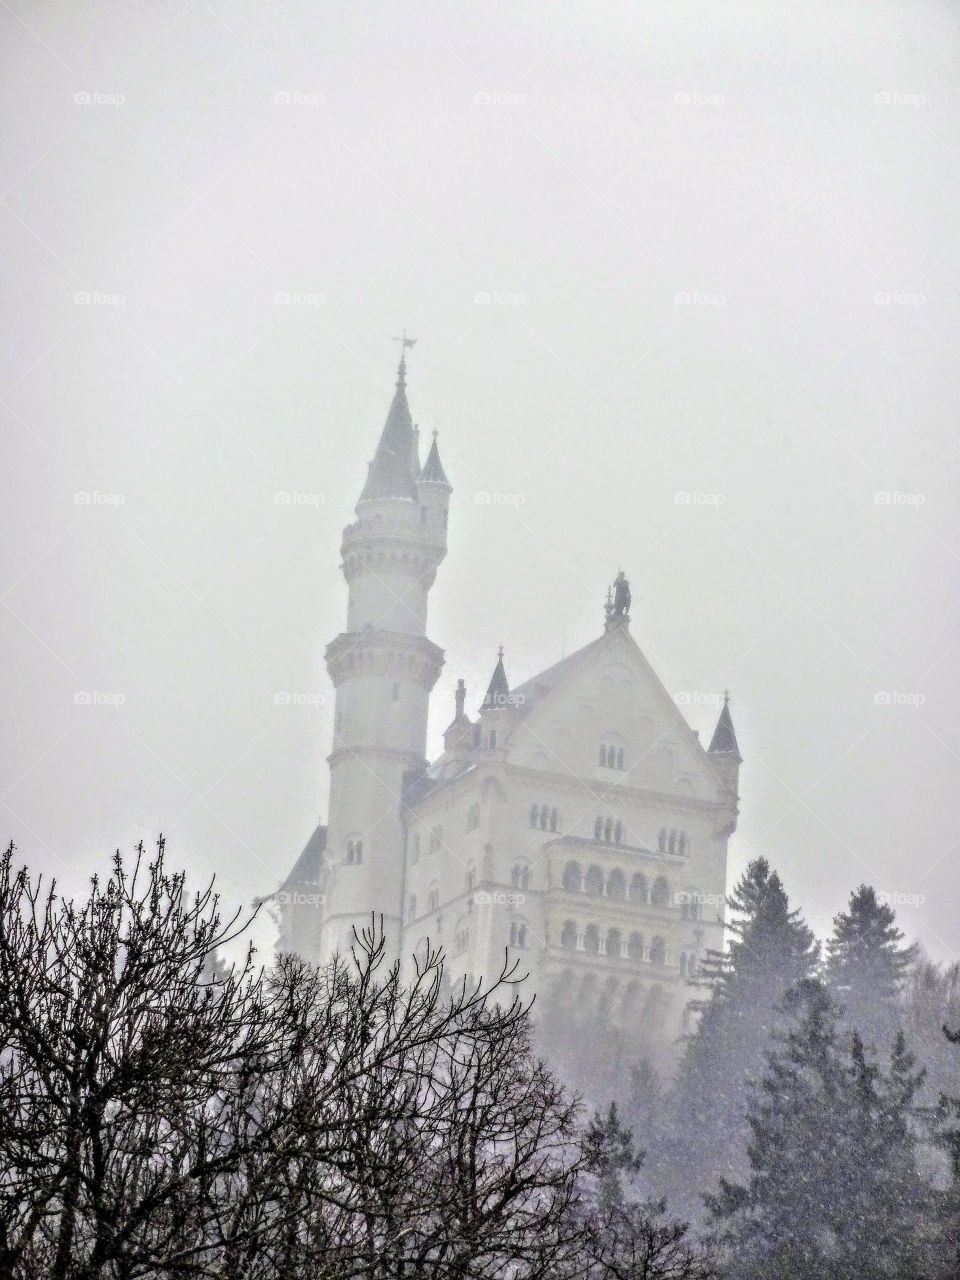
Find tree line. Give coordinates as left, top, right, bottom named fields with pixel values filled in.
left=0, top=840, right=956, bottom=1278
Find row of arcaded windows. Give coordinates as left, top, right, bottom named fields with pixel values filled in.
left=558, top=921, right=698, bottom=973
left=561, top=861, right=673, bottom=908
left=529, top=803, right=560, bottom=832
left=559, top=921, right=665, bottom=964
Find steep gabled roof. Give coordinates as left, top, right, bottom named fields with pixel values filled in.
left=282, top=823, right=326, bottom=888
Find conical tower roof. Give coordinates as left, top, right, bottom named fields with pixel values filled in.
left=420, top=431, right=450, bottom=486
left=358, top=358, right=419, bottom=503
left=481, top=646, right=510, bottom=710
left=708, top=693, right=741, bottom=760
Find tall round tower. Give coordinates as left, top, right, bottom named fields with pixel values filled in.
left=320, top=352, right=451, bottom=961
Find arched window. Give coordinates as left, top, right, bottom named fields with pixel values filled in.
left=594, top=817, right=603, bottom=840
left=562, top=861, right=582, bottom=892
left=585, top=865, right=604, bottom=897
left=509, top=920, right=529, bottom=949
left=583, top=924, right=600, bottom=955
left=466, top=801, right=480, bottom=832
left=473, top=725, right=482, bottom=748
left=616, top=747, right=625, bottom=770
left=429, top=825, right=442, bottom=853
left=410, top=832, right=421, bottom=864
left=539, top=804, right=549, bottom=831
left=629, top=872, right=648, bottom=903
left=512, top=860, right=535, bottom=890
left=604, top=818, right=614, bottom=843
left=550, top=807, right=559, bottom=832
left=614, top=820, right=624, bottom=845
left=678, top=832, right=688, bottom=855
left=668, top=829, right=677, bottom=854
left=346, top=838, right=363, bottom=865
left=406, top=895, right=417, bottom=923
left=489, top=730, right=497, bottom=750
left=465, top=864, right=477, bottom=893
left=607, top=868, right=626, bottom=900
left=560, top=920, right=577, bottom=950
left=650, top=936, right=666, bottom=966
left=454, top=920, right=469, bottom=954
left=529, top=803, right=539, bottom=828
left=651, top=876, right=670, bottom=909
left=627, top=932, right=644, bottom=962
left=428, top=882, right=439, bottom=912
left=606, top=927, right=623, bottom=959
left=687, top=951, right=698, bottom=978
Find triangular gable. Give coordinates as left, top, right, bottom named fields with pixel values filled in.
left=506, top=626, right=726, bottom=802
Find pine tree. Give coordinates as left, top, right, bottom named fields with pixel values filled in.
left=826, top=883, right=915, bottom=1053
left=654, top=858, right=819, bottom=1217
left=710, top=979, right=931, bottom=1280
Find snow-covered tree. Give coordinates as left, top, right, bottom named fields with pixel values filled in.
left=826, top=883, right=915, bottom=1052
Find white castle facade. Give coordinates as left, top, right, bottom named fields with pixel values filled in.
left=276, top=354, right=742, bottom=1078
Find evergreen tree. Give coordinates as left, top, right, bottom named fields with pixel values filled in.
left=710, top=979, right=931, bottom=1280
left=826, top=883, right=915, bottom=1052
left=655, top=858, right=819, bottom=1216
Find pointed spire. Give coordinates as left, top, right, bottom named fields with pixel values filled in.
left=420, top=430, right=450, bottom=486
left=708, top=691, right=741, bottom=760
left=358, top=360, right=419, bottom=504
left=454, top=678, right=466, bottom=720
left=481, top=645, right=510, bottom=710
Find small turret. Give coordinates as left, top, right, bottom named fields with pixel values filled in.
left=417, top=430, right=451, bottom=543
left=481, top=646, right=510, bottom=711
left=708, top=691, right=741, bottom=800
left=443, top=678, right=474, bottom=759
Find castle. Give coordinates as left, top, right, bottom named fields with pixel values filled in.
left=275, top=351, right=741, bottom=1078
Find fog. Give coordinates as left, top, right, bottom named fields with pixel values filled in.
left=2, top=0, right=958, bottom=960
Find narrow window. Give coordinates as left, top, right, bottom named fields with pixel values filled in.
left=392, top=682, right=400, bottom=702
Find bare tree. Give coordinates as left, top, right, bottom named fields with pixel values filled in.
left=0, top=840, right=586, bottom=1279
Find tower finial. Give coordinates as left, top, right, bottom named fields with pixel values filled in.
left=392, top=329, right=417, bottom=387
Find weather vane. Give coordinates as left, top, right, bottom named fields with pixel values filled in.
left=393, top=329, right=418, bottom=353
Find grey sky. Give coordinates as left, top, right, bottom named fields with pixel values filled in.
left=2, top=0, right=958, bottom=959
